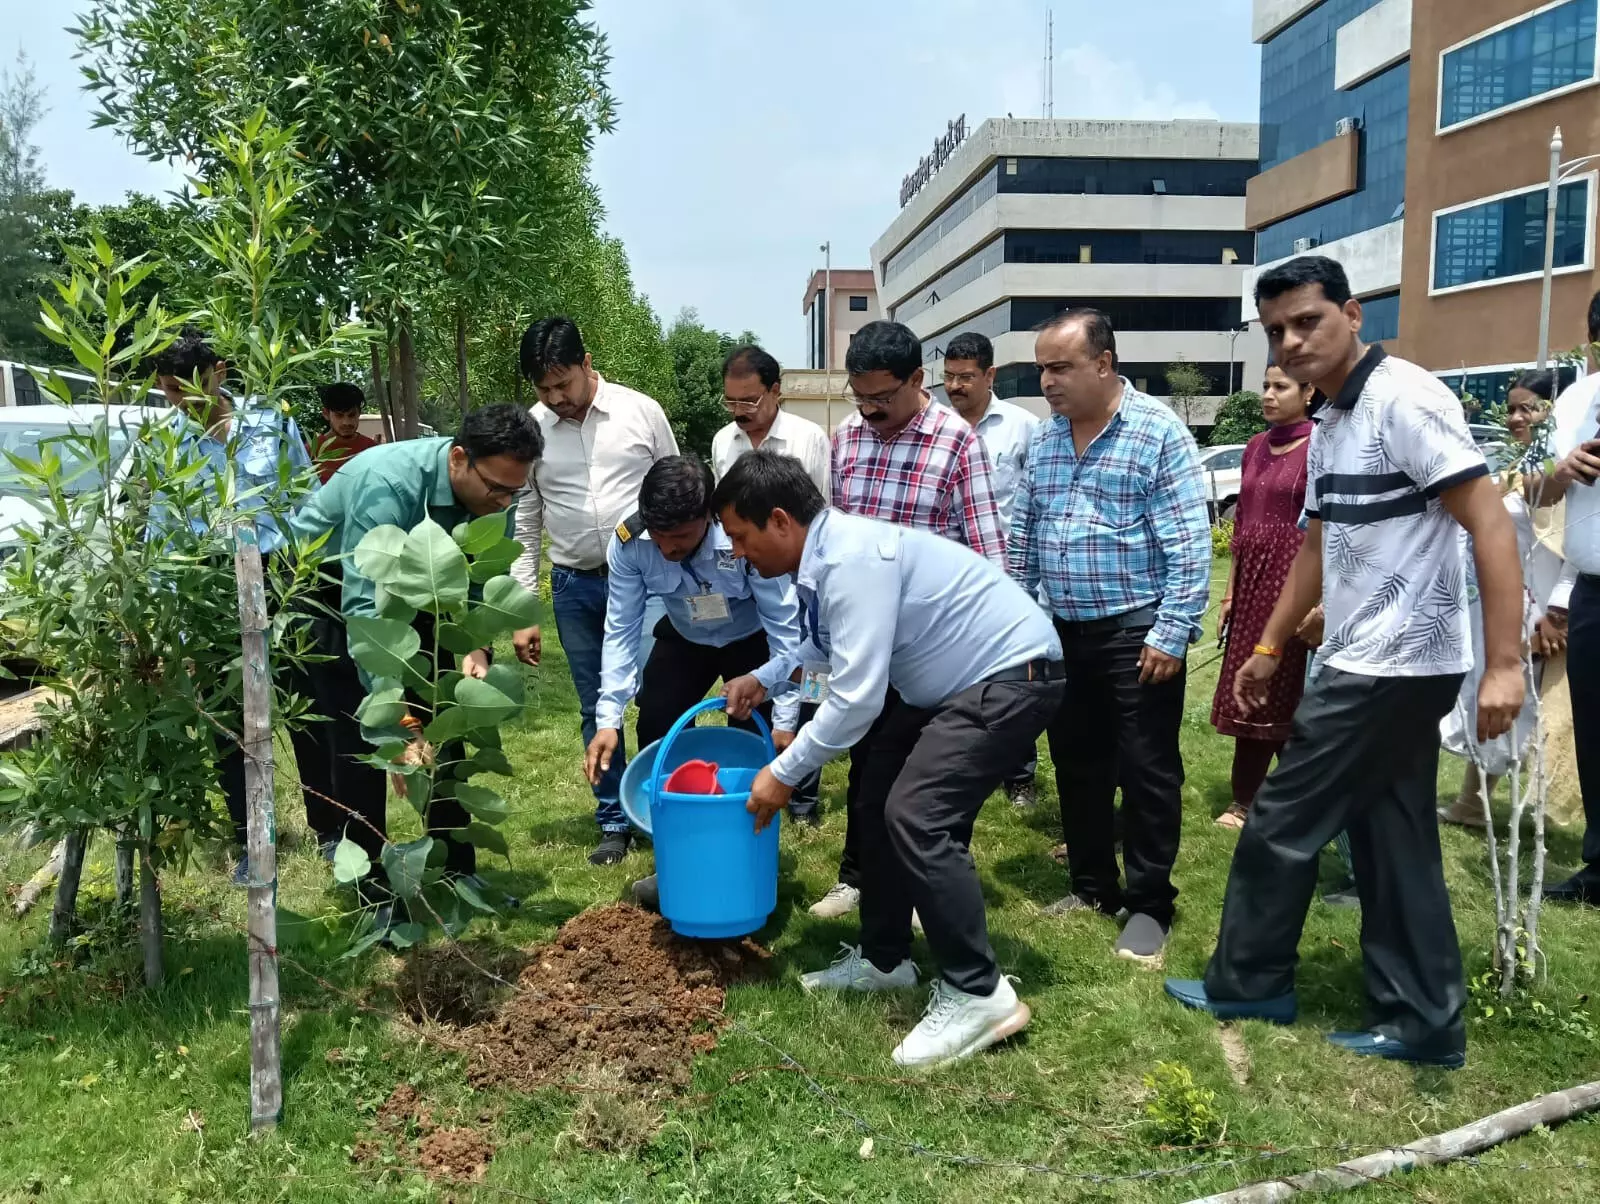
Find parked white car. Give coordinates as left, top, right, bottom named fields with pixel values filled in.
left=1197, top=443, right=1247, bottom=523
left=0, top=404, right=168, bottom=563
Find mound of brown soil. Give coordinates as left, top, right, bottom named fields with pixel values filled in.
left=465, top=903, right=770, bottom=1093
left=354, top=1083, right=493, bottom=1184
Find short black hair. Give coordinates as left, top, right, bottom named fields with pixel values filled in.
left=943, top=331, right=994, bottom=372
left=318, top=382, right=366, bottom=414
left=519, top=316, right=587, bottom=383
left=1254, top=255, right=1354, bottom=308
left=710, top=448, right=826, bottom=528
left=1038, top=307, right=1118, bottom=367
left=844, top=320, right=922, bottom=382
left=722, top=344, right=781, bottom=390
left=1588, top=288, right=1600, bottom=344
left=152, top=326, right=223, bottom=378
left=454, top=403, right=545, bottom=464
left=639, top=454, right=715, bottom=530
left=1511, top=369, right=1556, bottom=402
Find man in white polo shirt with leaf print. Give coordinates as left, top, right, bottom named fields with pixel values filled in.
left=1166, top=255, right=1525, bottom=1071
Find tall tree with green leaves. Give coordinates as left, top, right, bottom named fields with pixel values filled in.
left=1209, top=390, right=1268, bottom=447
left=664, top=308, right=759, bottom=459
left=78, top=0, right=617, bottom=437
left=0, top=52, right=58, bottom=362
left=1163, top=359, right=1212, bottom=435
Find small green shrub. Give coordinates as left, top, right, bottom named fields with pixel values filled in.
left=1142, top=1060, right=1225, bottom=1147
left=1211, top=520, right=1235, bottom=560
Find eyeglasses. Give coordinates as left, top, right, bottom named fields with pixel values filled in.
left=722, top=395, right=766, bottom=413
left=470, top=459, right=531, bottom=504
left=942, top=371, right=983, bottom=387
left=845, top=382, right=906, bottom=409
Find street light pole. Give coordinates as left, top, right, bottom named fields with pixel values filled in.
left=819, top=241, right=832, bottom=371
left=1227, top=323, right=1248, bottom=395
left=1537, top=126, right=1600, bottom=369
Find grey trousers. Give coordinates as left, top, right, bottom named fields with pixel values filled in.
left=857, top=677, right=1064, bottom=995
left=1204, top=668, right=1467, bottom=1054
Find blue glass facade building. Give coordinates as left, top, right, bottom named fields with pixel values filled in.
left=1257, top=0, right=1410, bottom=263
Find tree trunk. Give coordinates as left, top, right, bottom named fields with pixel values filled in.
left=234, top=530, right=283, bottom=1130
left=47, top=828, right=87, bottom=945
left=455, top=308, right=470, bottom=416
left=15, top=837, right=67, bottom=918
left=398, top=317, right=421, bottom=439
left=139, top=837, right=164, bottom=987
left=387, top=340, right=403, bottom=440
left=514, top=370, right=523, bottom=408
left=369, top=340, right=395, bottom=443
left=114, top=828, right=134, bottom=909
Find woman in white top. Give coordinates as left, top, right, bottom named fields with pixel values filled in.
left=1440, top=370, right=1574, bottom=826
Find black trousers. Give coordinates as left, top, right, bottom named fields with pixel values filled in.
left=858, top=676, right=1064, bottom=994
left=1046, top=620, right=1186, bottom=924
left=1204, top=669, right=1466, bottom=1054
left=636, top=619, right=773, bottom=749
left=838, top=686, right=902, bottom=889
left=1567, top=573, right=1600, bottom=879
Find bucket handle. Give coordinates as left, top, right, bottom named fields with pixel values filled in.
left=648, top=697, right=776, bottom=808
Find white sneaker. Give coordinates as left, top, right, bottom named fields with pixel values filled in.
left=808, top=882, right=861, bottom=918
left=891, top=976, right=1031, bottom=1068
left=800, top=944, right=919, bottom=993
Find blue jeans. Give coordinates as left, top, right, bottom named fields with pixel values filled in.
left=551, top=565, right=664, bottom=834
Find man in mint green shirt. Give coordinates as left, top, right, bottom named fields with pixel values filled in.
left=289, top=404, right=544, bottom=931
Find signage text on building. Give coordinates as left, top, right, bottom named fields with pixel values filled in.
left=899, top=114, right=968, bottom=208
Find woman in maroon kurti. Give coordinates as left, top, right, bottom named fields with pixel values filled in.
left=1211, top=366, right=1317, bottom=828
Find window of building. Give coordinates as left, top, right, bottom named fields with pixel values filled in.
left=920, top=297, right=1247, bottom=367
left=1437, top=362, right=1580, bottom=409
left=1006, top=229, right=1256, bottom=267
left=995, top=156, right=1253, bottom=198
left=1431, top=176, right=1593, bottom=293
left=848, top=295, right=869, bottom=312
left=881, top=166, right=999, bottom=284
left=1359, top=291, right=1401, bottom=343
left=990, top=360, right=1235, bottom=400
left=1257, top=0, right=1409, bottom=262
left=1439, top=0, right=1598, bottom=132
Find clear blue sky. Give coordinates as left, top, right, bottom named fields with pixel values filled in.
left=6, top=0, right=1261, bottom=365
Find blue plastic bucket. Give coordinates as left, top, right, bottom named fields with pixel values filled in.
left=619, top=698, right=779, bottom=939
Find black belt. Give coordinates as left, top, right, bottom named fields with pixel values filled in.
left=984, top=658, right=1065, bottom=685
left=1053, top=604, right=1158, bottom=637
left=554, top=562, right=608, bottom=578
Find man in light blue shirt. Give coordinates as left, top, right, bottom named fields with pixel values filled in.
left=586, top=456, right=804, bottom=902
left=715, top=450, right=1063, bottom=1069
left=941, top=329, right=1042, bottom=808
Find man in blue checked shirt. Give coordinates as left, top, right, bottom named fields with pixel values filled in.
left=584, top=456, right=804, bottom=905
left=1009, top=307, right=1211, bottom=966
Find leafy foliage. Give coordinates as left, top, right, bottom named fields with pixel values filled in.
left=1163, top=359, right=1213, bottom=431
left=1141, top=1061, right=1224, bottom=1148
left=1207, top=390, right=1267, bottom=449
left=334, top=512, right=537, bottom=948
left=664, top=308, right=760, bottom=459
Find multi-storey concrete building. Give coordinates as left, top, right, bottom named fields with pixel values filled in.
left=869, top=118, right=1267, bottom=427
left=1245, top=0, right=1599, bottom=403
left=802, top=269, right=880, bottom=371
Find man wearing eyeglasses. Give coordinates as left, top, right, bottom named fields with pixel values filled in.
left=809, top=319, right=1006, bottom=920
left=511, top=316, right=680, bottom=867
left=290, top=404, right=545, bottom=939
left=939, top=330, right=1042, bottom=809
left=711, top=344, right=831, bottom=825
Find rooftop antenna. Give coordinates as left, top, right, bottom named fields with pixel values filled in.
left=1044, top=6, right=1054, bottom=118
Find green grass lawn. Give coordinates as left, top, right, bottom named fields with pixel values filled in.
left=2, top=560, right=1600, bottom=1203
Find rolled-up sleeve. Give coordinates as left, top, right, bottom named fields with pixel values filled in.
left=769, top=559, right=898, bottom=787
left=510, top=475, right=545, bottom=593
left=1146, top=428, right=1212, bottom=659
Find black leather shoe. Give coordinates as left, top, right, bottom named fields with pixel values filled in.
left=1544, top=874, right=1600, bottom=905
left=589, top=831, right=631, bottom=866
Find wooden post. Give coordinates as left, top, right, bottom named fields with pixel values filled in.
left=113, top=828, right=134, bottom=909
left=234, top=527, right=283, bottom=1131
left=47, top=828, right=87, bottom=945
left=138, top=834, right=163, bottom=986
left=1182, top=1079, right=1600, bottom=1202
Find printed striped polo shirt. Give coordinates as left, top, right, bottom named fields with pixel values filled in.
left=1304, top=345, right=1488, bottom=678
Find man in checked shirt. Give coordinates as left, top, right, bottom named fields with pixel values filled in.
left=1010, top=308, right=1211, bottom=965
left=808, top=319, right=1006, bottom=920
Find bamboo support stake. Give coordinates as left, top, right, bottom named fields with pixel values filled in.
left=47, top=828, right=87, bottom=945
left=14, top=837, right=67, bottom=918
left=114, top=829, right=134, bottom=910
left=234, top=528, right=282, bottom=1131
left=138, top=835, right=163, bottom=986
left=1184, top=1079, right=1600, bottom=1202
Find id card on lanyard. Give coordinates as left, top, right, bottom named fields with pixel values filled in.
left=685, top=562, right=730, bottom=623
left=798, top=590, right=831, bottom=702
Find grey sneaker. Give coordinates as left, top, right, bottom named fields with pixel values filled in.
left=808, top=882, right=861, bottom=918
left=800, top=944, right=918, bottom=993
left=1113, top=913, right=1169, bottom=965
left=1005, top=781, right=1037, bottom=809
left=630, top=873, right=659, bottom=911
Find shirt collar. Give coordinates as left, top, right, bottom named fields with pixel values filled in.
left=588, top=374, right=612, bottom=415
left=428, top=438, right=457, bottom=508
left=737, top=408, right=792, bottom=447
left=1327, top=345, right=1386, bottom=411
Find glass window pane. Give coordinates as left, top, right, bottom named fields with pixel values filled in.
left=1441, top=0, right=1597, bottom=128
left=1432, top=179, right=1590, bottom=290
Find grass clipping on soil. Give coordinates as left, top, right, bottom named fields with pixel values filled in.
left=466, top=903, right=771, bottom=1094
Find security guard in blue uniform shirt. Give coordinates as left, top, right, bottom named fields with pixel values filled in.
left=585, top=455, right=805, bottom=867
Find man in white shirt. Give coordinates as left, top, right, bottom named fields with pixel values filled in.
left=715, top=450, right=1063, bottom=1068
left=1166, top=256, right=1524, bottom=1070
left=941, top=330, right=1041, bottom=808
left=711, top=345, right=830, bottom=495
left=1544, top=289, right=1600, bottom=904
left=511, top=316, right=680, bottom=866
left=711, top=344, right=831, bottom=824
